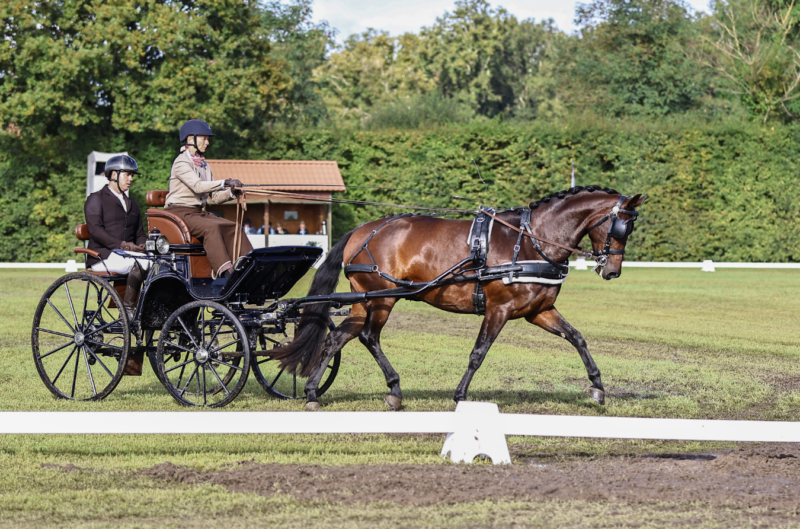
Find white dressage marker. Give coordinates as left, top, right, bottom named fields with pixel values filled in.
left=441, top=402, right=511, bottom=464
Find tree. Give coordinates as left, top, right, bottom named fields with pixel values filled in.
left=312, top=29, right=436, bottom=123
left=0, top=0, right=292, bottom=138
left=262, top=0, right=334, bottom=125
left=313, top=0, right=562, bottom=126
left=418, top=0, right=561, bottom=118
left=694, top=0, right=800, bottom=122
left=562, top=0, right=709, bottom=116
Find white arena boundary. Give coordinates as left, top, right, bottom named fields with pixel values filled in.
left=2, top=403, right=799, bottom=465
left=3, top=260, right=800, bottom=273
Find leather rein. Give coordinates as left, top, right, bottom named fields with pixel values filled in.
left=479, top=195, right=640, bottom=268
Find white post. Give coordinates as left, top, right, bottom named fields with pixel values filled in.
left=701, top=260, right=715, bottom=272
left=440, top=401, right=511, bottom=465
left=65, top=260, right=79, bottom=273
left=574, top=257, right=589, bottom=270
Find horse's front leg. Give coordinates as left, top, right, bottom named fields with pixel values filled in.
left=528, top=307, right=605, bottom=404
left=454, top=309, right=510, bottom=403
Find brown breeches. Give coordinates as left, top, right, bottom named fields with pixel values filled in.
left=165, top=206, right=253, bottom=276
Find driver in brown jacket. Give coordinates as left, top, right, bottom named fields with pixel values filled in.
left=164, top=119, right=252, bottom=279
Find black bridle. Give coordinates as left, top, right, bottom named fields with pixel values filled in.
left=585, top=195, right=640, bottom=270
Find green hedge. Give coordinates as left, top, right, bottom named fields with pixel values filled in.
left=2, top=119, right=798, bottom=262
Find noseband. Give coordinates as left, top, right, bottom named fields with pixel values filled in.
left=585, top=195, right=640, bottom=270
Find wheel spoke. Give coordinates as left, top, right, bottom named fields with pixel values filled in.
left=36, top=327, right=74, bottom=339
left=89, top=318, right=123, bottom=336
left=175, top=354, right=189, bottom=389
left=162, top=340, right=194, bottom=354
left=101, top=300, right=121, bottom=325
left=82, top=347, right=97, bottom=396
left=39, top=340, right=76, bottom=360
left=211, top=358, right=243, bottom=372
left=177, top=316, right=200, bottom=348
left=84, top=292, right=111, bottom=328
left=206, top=319, right=225, bottom=349
left=178, top=364, right=199, bottom=397
left=70, top=347, right=80, bottom=398
left=83, top=343, right=115, bottom=378
left=202, top=366, right=207, bottom=405
left=196, top=363, right=202, bottom=397
left=63, top=283, right=79, bottom=328
left=200, top=308, right=207, bottom=347
left=45, top=299, right=75, bottom=334
left=270, top=366, right=286, bottom=387
left=165, top=358, right=195, bottom=374
left=81, top=281, right=90, bottom=325
left=208, top=364, right=231, bottom=396
left=84, top=339, right=123, bottom=351
left=209, top=339, right=239, bottom=354
left=51, top=345, right=77, bottom=385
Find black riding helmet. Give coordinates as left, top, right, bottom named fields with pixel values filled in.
left=180, top=119, right=214, bottom=154
left=104, top=154, right=139, bottom=182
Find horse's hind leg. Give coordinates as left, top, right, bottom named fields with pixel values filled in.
left=304, top=304, right=366, bottom=410
left=528, top=308, right=605, bottom=404
left=453, top=309, right=510, bottom=403
left=358, top=298, right=403, bottom=410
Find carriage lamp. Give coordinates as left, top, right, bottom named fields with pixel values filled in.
left=155, top=235, right=170, bottom=254
left=145, top=228, right=170, bottom=254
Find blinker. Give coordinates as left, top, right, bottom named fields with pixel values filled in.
left=609, top=217, right=634, bottom=239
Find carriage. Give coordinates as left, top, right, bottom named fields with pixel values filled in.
left=31, top=190, right=346, bottom=407
left=32, top=184, right=647, bottom=410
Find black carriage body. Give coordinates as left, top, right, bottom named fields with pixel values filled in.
left=137, top=246, right=323, bottom=331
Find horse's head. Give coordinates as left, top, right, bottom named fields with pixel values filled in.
left=585, top=193, right=648, bottom=280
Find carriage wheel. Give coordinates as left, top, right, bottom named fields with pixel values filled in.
left=31, top=272, right=130, bottom=401
left=156, top=301, right=250, bottom=407
left=251, top=328, right=340, bottom=400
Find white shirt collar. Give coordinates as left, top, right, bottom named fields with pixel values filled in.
left=108, top=186, right=127, bottom=212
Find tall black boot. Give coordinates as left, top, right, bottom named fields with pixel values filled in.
left=123, top=264, right=144, bottom=323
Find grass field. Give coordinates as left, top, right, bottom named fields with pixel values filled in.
left=1, top=267, right=799, bottom=527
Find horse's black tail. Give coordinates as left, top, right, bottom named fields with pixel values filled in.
left=269, top=229, right=356, bottom=377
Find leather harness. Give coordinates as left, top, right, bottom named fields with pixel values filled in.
left=341, top=197, right=639, bottom=315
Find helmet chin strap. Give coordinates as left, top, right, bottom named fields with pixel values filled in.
left=188, top=134, right=206, bottom=154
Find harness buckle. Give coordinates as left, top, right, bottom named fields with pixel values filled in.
left=513, top=245, right=520, bottom=253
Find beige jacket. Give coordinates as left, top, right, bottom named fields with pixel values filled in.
left=165, top=148, right=233, bottom=208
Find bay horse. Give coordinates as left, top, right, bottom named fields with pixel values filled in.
left=270, top=186, right=648, bottom=410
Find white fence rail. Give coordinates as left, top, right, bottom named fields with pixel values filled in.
left=2, top=260, right=799, bottom=273
left=3, top=403, right=799, bottom=465
left=0, top=260, right=84, bottom=271
left=569, top=258, right=800, bottom=271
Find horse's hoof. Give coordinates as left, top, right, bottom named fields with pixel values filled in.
left=384, top=395, right=403, bottom=411
left=588, top=387, right=605, bottom=405
left=305, top=401, right=322, bottom=411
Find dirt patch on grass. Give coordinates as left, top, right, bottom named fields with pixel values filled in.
left=141, top=444, right=800, bottom=513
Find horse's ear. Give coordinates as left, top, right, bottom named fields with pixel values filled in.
left=625, top=194, right=648, bottom=208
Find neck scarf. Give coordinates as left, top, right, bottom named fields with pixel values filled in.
left=186, top=148, right=207, bottom=168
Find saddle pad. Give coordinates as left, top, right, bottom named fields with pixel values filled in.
left=499, top=260, right=569, bottom=285
left=466, top=211, right=494, bottom=265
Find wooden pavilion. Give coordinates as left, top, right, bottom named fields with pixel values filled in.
left=204, top=160, right=346, bottom=245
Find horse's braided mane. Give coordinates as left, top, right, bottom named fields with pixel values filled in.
left=528, top=185, right=619, bottom=210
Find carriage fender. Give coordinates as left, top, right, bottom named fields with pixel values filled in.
left=138, top=275, right=193, bottom=330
